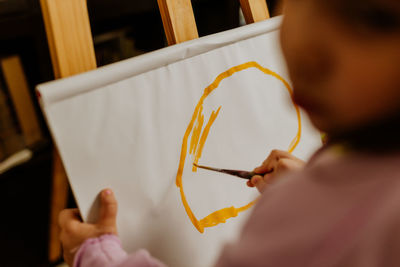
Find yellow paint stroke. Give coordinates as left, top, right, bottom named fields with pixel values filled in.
left=192, top=106, right=221, bottom=172
left=176, top=61, right=302, bottom=233
left=189, top=106, right=204, bottom=155
left=199, top=200, right=256, bottom=228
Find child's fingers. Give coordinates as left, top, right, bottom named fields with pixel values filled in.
left=276, top=158, right=292, bottom=173
left=250, top=175, right=267, bottom=193
left=58, top=209, right=90, bottom=243
left=253, top=164, right=272, bottom=174
left=59, top=208, right=81, bottom=228
left=246, top=180, right=255, bottom=187
left=98, top=189, right=118, bottom=230
left=254, top=150, right=289, bottom=173
left=255, top=149, right=304, bottom=174
left=250, top=175, right=262, bottom=186
left=275, top=158, right=305, bottom=175
left=254, top=153, right=275, bottom=173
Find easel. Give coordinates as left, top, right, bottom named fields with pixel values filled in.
left=40, top=0, right=270, bottom=262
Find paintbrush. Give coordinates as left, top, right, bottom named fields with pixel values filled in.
left=193, top=162, right=271, bottom=180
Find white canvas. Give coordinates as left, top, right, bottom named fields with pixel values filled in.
left=37, top=16, right=322, bottom=267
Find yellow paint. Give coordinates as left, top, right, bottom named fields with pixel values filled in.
left=192, top=106, right=221, bottom=172
left=176, top=61, right=302, bottom=233
left=199, top=200, right=257, bottom=228
left=189, top=106, right=204, bottom=155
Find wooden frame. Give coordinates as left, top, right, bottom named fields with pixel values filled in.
left=240, top=0, right=270, bottom=24
left=158, top=0, right=270, bottom=46
left=157, top=0, right=199, bottom=45
left=40, top=0, right=269, bottom=262
left=40, top=0, right=97, bottom=262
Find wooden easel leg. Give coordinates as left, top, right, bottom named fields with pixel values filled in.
left=39, top=0, right=97, bottom=261
left=239, top=0, right=270, bottom=23
left=157, top=0, right=199, bottom=45
left=48, top=151, right=69, bottom=262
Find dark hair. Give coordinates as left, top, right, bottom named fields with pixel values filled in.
left=328, top=112, right=400, bottom=153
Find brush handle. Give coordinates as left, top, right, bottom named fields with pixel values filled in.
left=220, top=169, right=272, bottom=180
left=194, top=163, right=272, bottom=180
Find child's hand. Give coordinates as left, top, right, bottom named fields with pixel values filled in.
left=59, top=189, right=118, bottom=266
left=247, top=150, right=305, bottom=193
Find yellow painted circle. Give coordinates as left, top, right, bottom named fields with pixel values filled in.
left=176, top=61, right=302, bottom=233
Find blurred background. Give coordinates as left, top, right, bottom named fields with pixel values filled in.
left=0, top=0, right=279, bottom=266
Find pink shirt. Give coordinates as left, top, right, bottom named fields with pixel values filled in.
left=74, top=235, right=166, bottom=267
left=74, top=149, right=400, bottom=267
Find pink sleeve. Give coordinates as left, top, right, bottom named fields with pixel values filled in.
left=73, top=234, right=167, bottom=267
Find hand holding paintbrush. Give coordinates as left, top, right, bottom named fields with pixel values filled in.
left=194, top=150, right=305, bottom=193
left=193, top=162, right=272, bottom=180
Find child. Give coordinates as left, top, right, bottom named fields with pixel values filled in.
left=59, top=0, right=400, bottom=266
